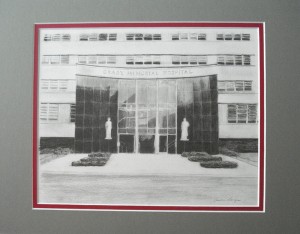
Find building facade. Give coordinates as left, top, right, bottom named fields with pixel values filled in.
left=39, top=27, right=259, bottom=154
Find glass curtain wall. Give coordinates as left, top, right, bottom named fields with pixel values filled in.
left=75, top=75, right=218, bottom=154
left=75, top=76, right=118, bottom=153
left=177, top=75, right=218, bottom=154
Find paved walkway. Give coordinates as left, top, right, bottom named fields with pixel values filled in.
left=40, top=153, right=258, bottom=178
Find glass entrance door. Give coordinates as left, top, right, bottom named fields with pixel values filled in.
left=117, top=79, right=177, bottom=154
left=137, top=80, right=157, bottom=153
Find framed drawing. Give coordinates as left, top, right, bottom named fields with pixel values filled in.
left=33, top=22, right=265, bottom=212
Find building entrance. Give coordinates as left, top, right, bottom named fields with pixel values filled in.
left=74, top=74, right=219, bottom=155
left=118, top=79, right=177, bottom=154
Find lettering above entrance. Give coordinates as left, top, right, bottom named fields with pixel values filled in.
left=76, top=64, right=218, bottom=79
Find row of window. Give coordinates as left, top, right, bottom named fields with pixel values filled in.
left=42, top=55, right=252, bottom=66
left=40, top=80, right=69, bottom=91
left=40, top=79, right=253, bottom=93
left=39, top=103, right=257, bottom=124
left=44, top=34, right=71, bottom=41
left=42, top=55, right=70, bottom=64
left=40, top=103, right=76, bottom=122
left=216, top=33, right=250, bottom=41
left=217, top=55, right=251, bottom=66
left=228, top=104, right=257, bottom=123
left=218, top=81, right=252, bottom=92
left=43, top=33, right=251, bottom=41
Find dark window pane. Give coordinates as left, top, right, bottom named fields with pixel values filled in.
left=83, top=128, right=92, bottom=141
left=84, top=102, right=93, bottom=115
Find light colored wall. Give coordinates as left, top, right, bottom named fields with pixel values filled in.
left=39, top=123, right=75, bottom=137
left=39, top=28, right=259, bottom=139
left=218, top=104, right=258, bottom=138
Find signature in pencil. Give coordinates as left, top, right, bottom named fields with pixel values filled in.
left=216, top=197, right=241, bottom=203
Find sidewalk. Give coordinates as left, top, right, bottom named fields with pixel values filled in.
left=40, top=153, right=258, bottom=178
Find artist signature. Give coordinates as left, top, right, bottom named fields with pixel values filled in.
left=216, top=197, right=241, bottom=203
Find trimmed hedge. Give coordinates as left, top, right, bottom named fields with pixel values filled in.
left=219, top=147, right=239, bottom=157
left=88, top=152, right=111, bottom=159
left=71, top=152, right=111, bottom=167
left=182, top=151, right=210, bottom=157
left=188, top=155, right=222, bottom=162
left=71, top=160, right=106, bottom=166
left=200, top=161, right=238, bottom=168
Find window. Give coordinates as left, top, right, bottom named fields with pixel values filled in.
left=87, top=56, right=97, bottom=64
left=216, top=34, right=224, bottom=40
left=60, top=55, right=70, bottom=64
left=88, top=33, right=98, bottom=41
left=126, top=34, right=134, bottom=40
left=79, top=34, right=89, bottom=41
left=153, top=56, right=161, bottom=65
left=242, top=34, right=250, bottom=41
left=40, top=103, right=59, bottom=121
left=78, top=56, right=87, bottom=64
left=70, top=104, right=76, bottom=122
left=59, top=80, right=68, bottom=91
left=144, top=34, right=152, bottom=40
left=97, top=56, right=106, bottom=64
left=189, top=56, right=197, bottom=65
left=217, top=56, right=225, bottom=65
left=172, top=56, right=180, bottom=65
left=126, top=56, right=134, bottom=65
left=225, top=56, right=234, bottom=65
left=52, top=34, right=61, bottom=41
left=243, top=55, right=251, bottom=65
left=153, top=34, right=161, bottom=40
left=42, top=56, right=50, bottom=64
left=108, top=33, right=117, bottom=41
left=99, top=33, right=108, bottom=41
left=144, top=56, right=152, bottom=65
left=50, top=56, right=60, bottom=64
left=171, top=33, right=179, bottom=40
left=198, top=56, right=207, bottom=65
left=227, top=104, right=257, bottom=124
left=225, top=34, right=233, bottom=40
left=135, top=56, right=143, bottom=65
left=107, top=56, right=116, bottom=64
left=235, top=55, right=243, bottom=65
left=62, top=34, right=71, bottom=41
left=190, top=33, right=197, bottom=40
left=135, top=34, right=143, bottom=40
left=180, top=33, right=188, bottom=40
left=198, top=33, right=206, bottom=40
left=181, top=56, right=189, bottom=65
left=234, top=34, right=241, bottom=41
left=44, top=34, right=52, bottom=41
left=218, top=81, right=253, bottom=92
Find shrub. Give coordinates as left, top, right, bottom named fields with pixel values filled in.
left=191, top=151, right=210, bottom=157
left=188, top=155, right=222, bottom=162
left=182, top=151, right=210, bottom=158
left=219, top=147, right=239, bottom=157
left=72, top=152, right=110, bottom=167
left=181, top=152, right=190, bottom=157
left=200, top=161, right=238, bottom=168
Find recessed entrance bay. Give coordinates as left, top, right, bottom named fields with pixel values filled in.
left=75, top=75, right=219, bottom=154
